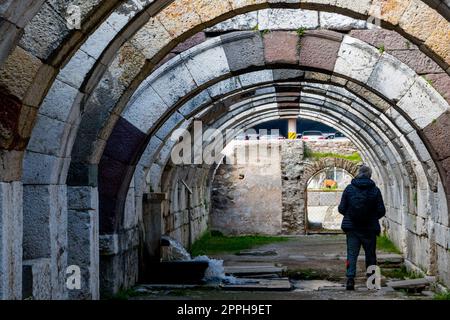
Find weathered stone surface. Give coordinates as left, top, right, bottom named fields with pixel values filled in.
left=369, top=0, right=411, bottom=25
left=425, top=18, right=450, bottom=66
left=157, top=0, right=202, bottom=38
left=22, top=184, right=67, bottom=300
left=390, top=49, right=442, bottom=75
left=299, top=31, right=342, bottom=71
left=123, top=83, right=169, bottom=134
left=182, top=44, right=230, bottom=85
left=207, top=76, right=242, bottom=99
left=38, top=79, right=80, bottom=123
left=335, top=0, right=372, bottom=14
left=57, top=50, right=96, bottom=88
left=22, top=258, right=51, bottom=300
left=193, top=0, right=233, bottom=22
left=399, top=0, right=445, bottom=42
left=334, top=36, right=381, bottom=83
left=22, top=151, right=69, bottom=185
left=221, top=32, right=265, bottom=72
left=0, top=181, right=22, bottom=300
left=205, top=12, right=258, bottom=31
left=397, top=76, right=449, bottom=129
left=424, top=73, right=450, bottom=104
left=349, top=29, right=412, bottom=51
left=0, top=46, right=41, bottom=99
left=423, top=112, right=450, bottom=161
left=258, top=8, right=318, bottom=29
left=131, top=17, right=174, bottom=61
left=19, top=2, right=70, bottom=60
left=319, top=12, right=366, bottom=30
left=178, top=90, right=212, bottom=117
left=264, top=31, right=299, bottom=64
left=367, top=53, right=416, bottom=101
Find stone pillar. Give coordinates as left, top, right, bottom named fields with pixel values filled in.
left=280, top=141, right=306, bottom=234
left=288, top=118, right=297, bottom=140
left=67, top=186, right=100, bottom=300
left=0, top=181, right=22, bottom=300
left=23, top=184, right=68, bottom=300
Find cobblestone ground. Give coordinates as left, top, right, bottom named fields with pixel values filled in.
left=133, top=235, right=433, bottom=300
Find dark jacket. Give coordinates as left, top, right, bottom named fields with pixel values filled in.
left=338, top=177, right=386, bottom=235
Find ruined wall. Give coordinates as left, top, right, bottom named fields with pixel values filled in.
left=305, top=140, right=359, bottom=156
left=210, top=142, right=283, bottom=235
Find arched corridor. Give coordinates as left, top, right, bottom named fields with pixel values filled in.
left=0, top=0, right=449, bottom=300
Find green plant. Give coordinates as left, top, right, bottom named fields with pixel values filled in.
left=378, top=44, right=385, bottom=54
left=304, top=150, right=363, bottom=164
left=284, top=268, right=340, bottom=281
left=377, top=234, right=402, bottom=254
left=252, top=23, right=259, bottom=32
left=423, top=76, right=434, bottom=86
left=261, top=29, right=271, bottom=36
left=190, top=231, right=289, bottom=257
left=405, top=41, right=411, bottom=49
left=434, top=291, right=450, bottom=300
left=296, top=27, right=307, bottom=37
left=381, top=266, right=421, bottom=280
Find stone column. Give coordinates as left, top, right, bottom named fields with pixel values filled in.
left=67, top=186, right=100, bottom=300
left=0, top=181, right=22, bottom=300
left=23, top=184, right=68, bottom=300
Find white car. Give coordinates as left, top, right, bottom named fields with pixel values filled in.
left=301, top=131, right=325, bottom=141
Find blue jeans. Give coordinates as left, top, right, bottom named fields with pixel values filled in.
left=346, top=231, right=377, bottom=279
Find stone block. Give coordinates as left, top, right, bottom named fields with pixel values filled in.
left=264, top=31, right=299, bottom=65
left=424, top=73, right=450, bottom=105
left=0, top=46, right=41, bottom=99
left=19, top=2, right=70, bottom=60
left=123, top=83, right=169, bottom=134
left=425, top=18, right=450, bottom=66
left=57, top=50, right=97, bottom=88
left=155, top=112, right=185, bottom=140
left=182, top=45, right=230, bottom=85
left=221, top=32, right=265, bottom=72
left=390, top=50, right=442, bottom=75
left=179, top=89, right=212, bottom=117
left=22, top=151, right=67, bottom=184
left=81, top=20, right=118, bottom=60
left=349, top=29, right=411, bottom=51
left=399, top=0, right=444, bottom=42
left=193, top=0, right=233, bottom=23
left=39, top=79, right=81, bottom=123
left=0, top=181, right=23, bottom=300
left=22, top=259, right=51, bottom=300
left=205, top=12, right=258, bottom=32
left=367, top=53, right=416, bottom=102
left=157, top=0, right=202, bottom=38
left=258, top=8, right=318, bottom=30
left=239, top=69, right=274, bottom=87
left=130, top=17, right=174, bottom=61
left=149, top=56, right=198, bottom=106
left=368, top=0, right=410, bottom=26
left=207, top=77, right=242, bottom=99
left=299, top=31, right=342, bottom=71
left=335, top=0, right=372, bottom=14
left=423, top=111, right=450, bottom=161
left=397, top=76, right=449, bottom=129
left=320, top=12, right=366, bottom=30
left=334, top=36, right=381, bottom=83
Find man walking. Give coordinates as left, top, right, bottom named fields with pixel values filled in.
left=338, top=165, right=386, bottom=290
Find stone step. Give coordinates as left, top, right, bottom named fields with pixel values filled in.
left=387, top=278, right=430, bottom=291
left=221, top=278, right=292, bottom=291
left=224, top=265, right=285, bottom=276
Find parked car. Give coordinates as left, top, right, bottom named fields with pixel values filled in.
left=302, top=131, right=325, bottom=141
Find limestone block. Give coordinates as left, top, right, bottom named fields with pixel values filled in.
left=425, top=18, right=450, bottom=66
left=22, top=259, right=51, bottom=300
left=110, top=42, right=146, bottom=88
left=179, top=89, right=212, bottom=117
left=0, top=0, right=45, bottom=27
left=157, top=0, right=202, bottom=37
left=193, top=0, right=233, bottom=23
left=239, top=70, right=273, bottom=87
left=182, top=45, right=230, bottom=86
left=0, top=181, right=23, bottom=300
left=0, top=19, right=21, bottom=66
left=0, top=46, right=41, bottom=99
left=367, top=53, right=416, bottom=102
left=207, top=77, right=242, bottom=99
left=335, top=0, right=372, bottom=14
left=58, top=50, right=96, bottom=88
left=22, top=151, right=68, bottom=184
left=320, top=12, right=366, bottom=30
left=221, top=32, right=265, bottom=72
left=130, top=17, right=173, bottom=60
left=80, top=20, right=118, bottom=60
left=334, top=36, right=381, bottom=83
left=229, top=0, right=268, bottom=11
left=258, top=9, right=318, bottom=30
left=398, top=0, right=445, bottom=42
left=155, top=112, right=185, bottom=140
left=22, top=184, right=68, bottom=300
left=436, top=245, right=450, bottom=287
left=435, top=223, right=450, bottom=249
left=149, top=56, right=198, bottom=106
left=397, top=76, right=449, bottom=129
left=19, top=2, right=70, bottom=60
left=123, top=83, right=169, bottom=133
left=39, top=79, right=81, bottom=123
left=0, top=150, right=24, bottom=182
left=205, top=12, right=258, bottom=32
left=369, top=0, right=411, bottom=26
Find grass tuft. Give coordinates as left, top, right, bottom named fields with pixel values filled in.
left=190, top=231, right=289, bottom=257
left=377, top=234, right=402, bottom=254
left=304, top=149, right=363, bottom=164
left=434, top=291, right=450, bottom=300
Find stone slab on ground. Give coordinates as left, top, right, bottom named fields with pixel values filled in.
left=221, top=278, right=292, bottom=291
left=387, top=278, right=430, bottom=290
left=224, top=265, right=285, bottom=276
left=236, top=250, right=278, bottom=256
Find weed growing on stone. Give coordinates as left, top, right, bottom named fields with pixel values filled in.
left=304, top=150, right=362, bottom=164
left=434, top=291, right=450, bottom=300
left=381, top=266, right=421, bottom=280
left=378, top=44, right=385, bottom=54
left=296, top=27, right=306, bottom=37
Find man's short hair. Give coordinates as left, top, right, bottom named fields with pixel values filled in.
left=358, top=165, right=372, bottom=179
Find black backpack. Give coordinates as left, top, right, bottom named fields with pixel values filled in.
left=348, top=187, right=375, bottom=224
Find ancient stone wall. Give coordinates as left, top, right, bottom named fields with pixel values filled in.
left=305, top=140, right=359, bottom=156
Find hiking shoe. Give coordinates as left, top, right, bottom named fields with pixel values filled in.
left=346, top=278, right=355, bottom=291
